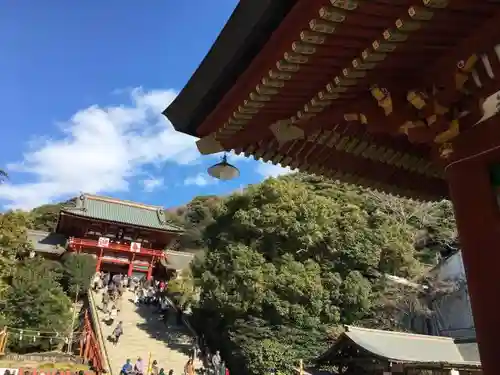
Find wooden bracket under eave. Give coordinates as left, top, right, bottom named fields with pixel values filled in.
left=270, top=122, right=304, bottom=145
left=196, top=133, right=225, bottom=155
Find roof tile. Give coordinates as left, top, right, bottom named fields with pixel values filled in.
left=62, top=194, right=183, bottom=232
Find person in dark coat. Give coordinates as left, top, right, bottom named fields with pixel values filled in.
left=176, top=308, right=183, bottom=326
left=112, top=321, right=123, bottom=345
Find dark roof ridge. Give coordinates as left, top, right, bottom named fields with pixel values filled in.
left=345, top=326, right=454, bottom=342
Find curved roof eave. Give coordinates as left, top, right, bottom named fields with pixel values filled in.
left=164, top=0, right=297, bottom=136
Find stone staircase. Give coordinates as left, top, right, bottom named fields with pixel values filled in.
left=91, top=289, right=202, bottom=375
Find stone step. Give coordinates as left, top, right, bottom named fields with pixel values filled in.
left=92, top=290, right=202, bottom=375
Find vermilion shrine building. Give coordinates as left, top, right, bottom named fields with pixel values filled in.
left=165, top=1, right=500, bottom=373
left=55, top=194, right=184, bottom=279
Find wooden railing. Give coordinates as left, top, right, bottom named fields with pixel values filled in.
left=68, top=237, right=165, bottom=257
left=81, top=310, right=106, bottom=374
left=87, top=289, right=112, bottom=375
left=0, top=327, right=7, bottom=354
left=0, top=314, right=105, bottom=374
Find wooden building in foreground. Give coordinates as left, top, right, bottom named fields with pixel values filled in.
left=56, top=194, right=184, bottom=279
left=316, top=326, right=481, bottom=374
left=164, top=1, right=500, bottom=373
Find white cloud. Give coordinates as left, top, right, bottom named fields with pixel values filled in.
left=183, top=173, right=218, bottom=187
left=141, top=177, right=164, bottom=193
left=255, top=161, right=292, bottom=178
left=0, top=87, right=201, bottom=210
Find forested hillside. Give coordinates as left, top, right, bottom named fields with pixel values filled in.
left=0, top=172, right=457, bottom=367
left=166, top=173, right=457, bottom=375
left=0, top=210, right=96, bottom=353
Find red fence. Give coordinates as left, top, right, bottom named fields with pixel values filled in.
left=68, top=237, right=165, bottom=257
left=80, top=310, right=105, bottom=374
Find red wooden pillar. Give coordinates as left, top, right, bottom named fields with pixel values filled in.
left=128, top=253, right=135, bottom=277
left=447, top=159, right=499, bottom=375
left=95, top=248, right=104, bottom=272
left=146, top=256, right=155, bottom=280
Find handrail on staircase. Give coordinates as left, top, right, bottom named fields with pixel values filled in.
left=87, top=289, right=112, bottom=375
left=82, top=310, right=106, bottom=374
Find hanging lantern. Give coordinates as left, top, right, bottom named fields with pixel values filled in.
left=207, top=154, right=240, bottom=181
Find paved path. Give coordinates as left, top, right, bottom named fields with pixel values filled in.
left=92, top=289, right=201, bottom=375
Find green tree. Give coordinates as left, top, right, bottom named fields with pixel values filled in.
left=0, top=210, right=34, bottom=325
left=0, top=211, right=33, bottom=285
left=29, top=198, right=76, bottom=232
left=60, top=253, right=97, bottom=298
left=185, top=176, right=456, bottom=375
left=167, top=268, right=198, bottom=309
left=1, top=257, right=72, bottom=352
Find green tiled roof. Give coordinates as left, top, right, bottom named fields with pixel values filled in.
left=62, top=194, right=184, bottom=232
left=317, top=326, right=480, bottom=368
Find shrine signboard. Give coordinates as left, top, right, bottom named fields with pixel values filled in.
left=130, top=241, right=141, bottom=253
left=97, top=237, right=110, bottom=248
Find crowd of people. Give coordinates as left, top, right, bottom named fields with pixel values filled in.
left=92, top=272, right=229, bottom=375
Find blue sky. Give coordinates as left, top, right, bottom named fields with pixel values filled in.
left=0, top=1, right=290, bottom=210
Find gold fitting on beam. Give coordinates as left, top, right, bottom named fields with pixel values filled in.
left=343, top=67, right=366, bottom=79
left=434, top=119, right=460, bottom=144
left=261, top=77, right=285, bottom=88
left=228, top=117, right=248, bottom=126
left=256, top=84, right=279, bottom=95
left=423, top=0, right=448, bottom=8
left=395, top=19, right=421, bottom=32
left=296, top=111, right=316, bottom=121
left=362, top=49, right=387, bottom=63
left=309, top=19, right=336, bottom=34
left=407, top=91, right=426, bottom=110
left=319, top=7, right=347, bottom=23
left=334, top=76, right=357, bottom=86
left=222, top=124, right=242, bottom=133
left=276, top=60, right=300, bottom=72
left=373, top=40, right=397, bottom=52
left=330, top=0, right=359, bottom=11
left=352, top=58, right=376, bottom=70
left=318, top=90, right=339, bottom=100
left=439, top=142, right=454, bottom=159
left=383, top=29, right=408, bottom=43
left=399, top=120, right=425, bottom=135
left=238, top=105, right=259, bottom=114
left=304, top=103, right=324, bottom=113
left=427, top=114, right=437, bottom=126
left=284, top=52, right=309, bottom=64
left=310, top=97, right=332, bottom=107
left=370, top=87, right=388, bottom=101
left=233, top=111, right=253, bottom=120
left=326, top=83, right=348, bottom=93
left=457, top=54, right=478, bottom=73
left=249, top=92, right=271, bottom=102
left=300, top=30, right=326, bottom=44
left=291, top=42, right=316, bottom=55
left=269, top=70, right=292, bottom=80
left=243, top=100, right=265, bottom=108
left=408, top=6, right=433, bottom=21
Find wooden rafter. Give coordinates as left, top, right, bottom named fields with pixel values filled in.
left=184, top=0, right=500, bottom=200
left=402, top=9, right=500, bottom=149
